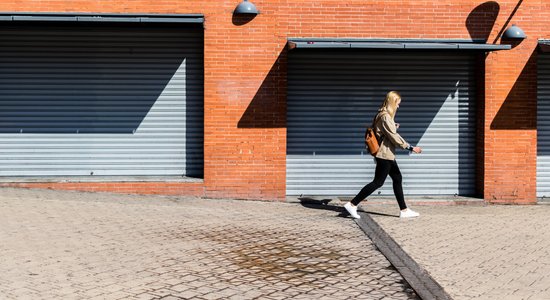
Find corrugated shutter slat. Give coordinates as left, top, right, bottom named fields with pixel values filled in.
left=287, top=50, right=476, bottom=196
left=0, top=24, right=203, bottom=177
left=538, top=54, right=550, bottom=197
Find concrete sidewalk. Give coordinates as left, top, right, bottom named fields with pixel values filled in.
left=359, top=204, right=550, bottom=300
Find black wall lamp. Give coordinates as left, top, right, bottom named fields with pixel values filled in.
left=234, top=0, right=259, bottom=15
left=503, top=24, right=526, bottom=40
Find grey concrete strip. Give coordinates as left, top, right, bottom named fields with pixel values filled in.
left=356, top=211, right=452, bottom=300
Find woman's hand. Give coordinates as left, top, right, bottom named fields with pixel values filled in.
left=412, top=147, right=422, bottom=154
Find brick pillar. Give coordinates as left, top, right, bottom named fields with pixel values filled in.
left=203, top=4, right=288, bottom=201
left=484, top=40, right=538, bottom=204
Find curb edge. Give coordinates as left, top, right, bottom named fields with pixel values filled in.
left=356, top=212, right=453, bottom=300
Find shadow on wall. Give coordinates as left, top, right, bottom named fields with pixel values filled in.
left=490, top=49, right=537, bottom=130
left=284, top=49, right=473, bottom=155
left=282, top=49, right=479, bottom=196
left=539, top=53, right=550, bottom=156
left=466, top=1, right=525, bottom=50
left=232, top=14, right=257, bottom=26
left=466, top=1, right=500, bottom=41
left=237, top=50, right=287, bottom=128
left=491, top=0, right=524, bottom=45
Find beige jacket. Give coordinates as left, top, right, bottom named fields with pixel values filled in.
left=373, top=111, right=410, bottom=161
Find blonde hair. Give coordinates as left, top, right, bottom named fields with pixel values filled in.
left=379, top=91, right=401, bottom=119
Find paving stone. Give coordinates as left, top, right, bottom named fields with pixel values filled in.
left=132, top=293, right=158, bottom=300
left=368, top=204, right=550, bottom=300
left=172, top=290, right=200, bottom=299
left=0, top=188, right=418, bottom=299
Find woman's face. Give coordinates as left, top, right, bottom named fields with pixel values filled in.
left=396, top=98, right=401, bottom=109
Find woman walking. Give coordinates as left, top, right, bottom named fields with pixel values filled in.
left=344, top=91, right=422, bottom=219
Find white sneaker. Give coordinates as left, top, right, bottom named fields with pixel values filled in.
left=400, top=208, right=420, bottom=218
left=344, top=202, right=361, bottom=219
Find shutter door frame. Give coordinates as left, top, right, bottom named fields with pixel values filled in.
left=286, top=49, right=478, bottom=196
left=0, top=22, right=204, bottom=178
left=538, top=54, right=550, bottom=197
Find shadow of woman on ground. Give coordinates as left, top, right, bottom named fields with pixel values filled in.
left=297, top=197, right=397, bottom=218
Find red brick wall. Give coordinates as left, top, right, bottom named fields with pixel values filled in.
left=0, top=1, right=545, bottom=203
left=483, top=0, right=541, bottom=204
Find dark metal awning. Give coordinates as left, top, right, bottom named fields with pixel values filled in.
left=0, top=12, right=204, bottom=23
left=539, top=40, right=550, bottom=52
left=288, top=38, right=511, bottom=51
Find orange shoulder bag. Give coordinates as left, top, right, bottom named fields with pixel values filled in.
left=365, top=113, right=382, bottom=156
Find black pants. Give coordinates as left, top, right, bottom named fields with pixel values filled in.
left=350, top=158, right=407, bottom=210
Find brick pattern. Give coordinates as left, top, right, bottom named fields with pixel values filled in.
left=484, top=0, right=542, bottom=203
left=0, top=1, right=548, bottom=202
left=0, top=188, right=418, bottom=299
left=368, top=204, right=550, bottom=299
left=0, top=182, right=205, bottom=197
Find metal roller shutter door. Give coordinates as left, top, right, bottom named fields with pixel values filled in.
left=538, top=54, right=550, bottom=197
left=0, top=23, right=203, bottom=177
left=287, top=50, right=477, bottom=196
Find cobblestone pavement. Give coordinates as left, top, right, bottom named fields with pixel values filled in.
left=364, top=204, right=550, bottom=300
left=0, top=188, right=418, bottom=300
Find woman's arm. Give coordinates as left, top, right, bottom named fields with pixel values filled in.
left=380, top=115, right=422, bottom=153
left=380, top=114, right=409, bottom=149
